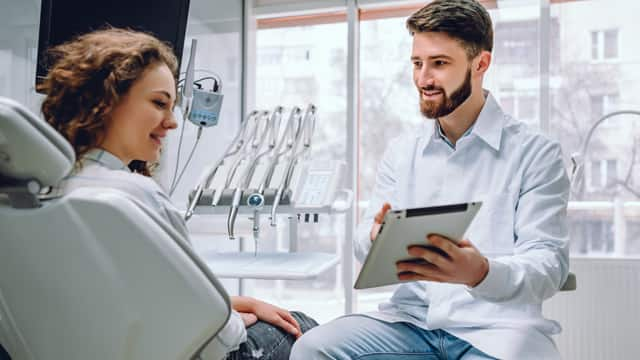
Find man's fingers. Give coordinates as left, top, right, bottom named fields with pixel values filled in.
left=374, top=202, right=392, bottom=224
left=407, top=245, right=451, bottom=270
left=396, top=259, right=438, bottom=272
left=396, top=262, right=446, bottom=282
left=371, top=203, right=392, bottom=242
left=427, top=234, right=460, bottom=260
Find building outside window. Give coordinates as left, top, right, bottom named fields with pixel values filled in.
left=591, top=29, right=619, bottom=60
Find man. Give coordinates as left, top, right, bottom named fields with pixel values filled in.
left=290, top=0, right=570, bottom=359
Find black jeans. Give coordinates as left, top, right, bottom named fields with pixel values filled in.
left=226, top=311, right=318, bottom=360
left=0, top=344, right=10, bottom=360
left=0, top=313, right=318, bottom=360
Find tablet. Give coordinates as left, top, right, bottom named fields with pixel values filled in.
left=354, top=201, right=482, bottom=289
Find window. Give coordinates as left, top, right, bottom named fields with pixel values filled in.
left=606, top=159, right=618, bottom=186
left=497, top=92, right=538, bottom=124
left=249, top=1, right=640, bottom=320
left=250, top=21, right=348, bottom=323
left=590, top=93, right=619, bottom=121
left=551, top=1, right=639, bottom=255
left=591, top=29, right=619, bottom=60
left=588, top=159, right=618, bottom=190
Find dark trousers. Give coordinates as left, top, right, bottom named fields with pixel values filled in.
left=0, top=344, right=10, bottom=360
left=226, top=311, right=318, bottom=360
left=0, top=313, right=318, bottom=360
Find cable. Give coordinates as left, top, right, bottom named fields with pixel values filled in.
left=169, top=108, right=189, bottom=192
left=178, top=69, right=223, bottom=91
left=194, top=76, right=219, bottom=92
left=169, top=126, right=204, bottom=196
left=178, top=76, right=220, bottom=92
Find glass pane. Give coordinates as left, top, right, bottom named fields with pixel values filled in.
left=606, top=159, right=617, bottom=186
left=604, top=29, right=618, bottom=59
left=550, top=0, right=640, bottom=256
left=489, top=1, right=541, bottom=128
left=591, top=31, right=599, bottom=59
left=252, top=22, right=348, bottom=323
left=358, top=15, right=418, bottom=311
left=0, top=2, right=41, bottom=111
left=591, top=160, right=602, bottom=188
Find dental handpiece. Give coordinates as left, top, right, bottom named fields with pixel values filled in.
left=270, top=104, right=316, bottom=225
left=183, top=111, right=258, bottom=221
left=227, top=110, right=272, bottom=239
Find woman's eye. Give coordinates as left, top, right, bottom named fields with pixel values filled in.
left=434, top=60, right=447, bottom=66
left=153, top=100, right=167, bottom=108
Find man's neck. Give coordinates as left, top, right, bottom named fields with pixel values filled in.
left=438, top=90, right=486, bottom=145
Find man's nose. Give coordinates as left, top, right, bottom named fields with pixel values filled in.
left=415, top=68, right=435, bottom=89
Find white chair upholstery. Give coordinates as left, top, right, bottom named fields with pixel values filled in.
left=0, top=97, right=230, bottom=360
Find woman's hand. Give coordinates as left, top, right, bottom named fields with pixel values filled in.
left=239, top=312, right=258, bottom=328
left=232, top=296, right=302, bottom=338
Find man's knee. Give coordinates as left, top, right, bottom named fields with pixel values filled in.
left=290, top=326, right=334, bottom=360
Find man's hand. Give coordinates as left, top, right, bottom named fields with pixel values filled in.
left=395, top=235, right=489, bottom=288
left=370, top=202, right=392, bottom=242
left=231, top=296, right=302, bottom=338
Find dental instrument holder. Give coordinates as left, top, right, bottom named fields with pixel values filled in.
left=190, top=106, right=353, bottom=246
left=185, top=111, right=258, bottom=221
left=187, top=104, right=353, bottom=258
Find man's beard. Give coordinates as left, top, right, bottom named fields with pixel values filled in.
left=419, top=68, right=472, bottom=119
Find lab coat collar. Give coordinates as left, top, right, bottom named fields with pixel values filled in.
left=418, top=90, right=504, bottom=152
left=82, top=148, right=130, bottom=172
left=470, top=90, right=504, bottom=152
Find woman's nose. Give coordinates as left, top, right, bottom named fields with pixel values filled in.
left=164, top=112, right=178, bottom=129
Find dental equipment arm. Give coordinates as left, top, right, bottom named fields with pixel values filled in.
left=258, top=107, right=302, bottom=194
left=184, top=110, right=257, bottom=221
left=227, top=111, right=272, bottom=239
left=270, top=104, right=316, bottom=226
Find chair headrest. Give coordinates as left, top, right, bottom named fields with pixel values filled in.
left=0, top=97, right=75, bottom=186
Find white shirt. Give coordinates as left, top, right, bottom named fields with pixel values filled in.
left=356, top=92, right=570, bottom=360
left=59, top=149, right=246, bottom=360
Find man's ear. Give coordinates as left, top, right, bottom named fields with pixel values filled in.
left=474, top=51, right=492, bottom=75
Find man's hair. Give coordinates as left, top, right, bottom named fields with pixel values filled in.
left=406, top=0, right=493, bottom=59
left=37, top=27, right=178, bottom=176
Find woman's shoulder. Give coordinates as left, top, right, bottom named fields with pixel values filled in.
left=63, top=163, right=167, bottom=208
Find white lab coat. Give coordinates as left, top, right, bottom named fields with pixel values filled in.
left=356, top=92, right=570, bottom=360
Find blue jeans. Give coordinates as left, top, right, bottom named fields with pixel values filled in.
left=226, top=311, right=318, bottom=360
left=290, top=315, right=497, bottom=360
left=0, top=314, right=317, bottom=360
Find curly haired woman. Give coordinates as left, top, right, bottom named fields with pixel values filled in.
left=38, top=27, right=317, bottom=360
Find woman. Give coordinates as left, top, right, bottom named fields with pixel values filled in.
left=37, top=27, right=317, bottom=360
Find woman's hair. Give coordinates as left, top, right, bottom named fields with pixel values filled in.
left=37, top=27, right=178, bottom=175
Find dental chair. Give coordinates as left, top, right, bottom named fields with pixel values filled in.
left=0, top=96, right=231, bottom=359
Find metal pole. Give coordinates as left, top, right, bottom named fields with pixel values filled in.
left=539, top=0, right=551, bottom=133
left=344, top=0, right=359, bottom=315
